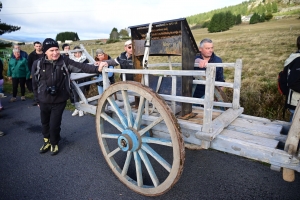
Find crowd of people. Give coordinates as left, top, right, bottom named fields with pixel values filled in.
left=1, top=35, right=299, bottom=154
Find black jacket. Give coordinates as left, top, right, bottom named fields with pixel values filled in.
left=106, top=52, right=133, bottom=81
left=32, top=55, right=99, bottom=104
left=28, top=50, right=44, bottom=73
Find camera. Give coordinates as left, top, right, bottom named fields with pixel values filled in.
left=47, top=86, right=57, bottom=96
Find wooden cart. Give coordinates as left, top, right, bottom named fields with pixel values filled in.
left=69, top=18, right=300, bottom=196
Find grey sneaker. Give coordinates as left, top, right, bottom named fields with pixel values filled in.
left=10, top=97, right=16, bottom=102
left=0, top=131, right=4, bottom=136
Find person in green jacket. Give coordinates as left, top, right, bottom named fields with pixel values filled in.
left=7, top=48, right=30, bottom=102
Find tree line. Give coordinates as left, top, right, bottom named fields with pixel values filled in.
left=55, top=32, right=80, bottom=43
left=187, top=0, right=279, bottom=32
left=207, top=11, right=241, bottom=33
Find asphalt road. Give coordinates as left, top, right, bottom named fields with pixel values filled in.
left=0, top=94, right=300, bottom=200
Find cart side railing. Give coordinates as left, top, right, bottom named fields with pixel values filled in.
left=102, top=59, right=243, bottom=148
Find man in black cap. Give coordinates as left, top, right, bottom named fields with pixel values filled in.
left=32, top=38, right=103, bottom=155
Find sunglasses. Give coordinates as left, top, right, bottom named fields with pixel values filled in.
left=127, top=46, right=132, bottom=49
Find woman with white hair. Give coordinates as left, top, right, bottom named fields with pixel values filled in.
left=7, top=48, right=30, bottom=102
left=69, top=46, right=90, bottom=117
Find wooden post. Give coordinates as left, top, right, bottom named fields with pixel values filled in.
left=232, top=59, right=242, bottom=109
left=102, top=67, right=109, bottom=91
left=144, top=74, right=149, bottom=115
left=171, top=76, right=177, bottom=113
left=202, top=66, right=216, bottom=133
left=283, top=101, right=300, bottom=182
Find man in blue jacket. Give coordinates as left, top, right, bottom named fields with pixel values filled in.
left=193, top=38, right=225, bottom=98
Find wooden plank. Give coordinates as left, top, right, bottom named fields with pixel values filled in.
left=232, top=59, right=242, bottom=109
left=221, top=129, right=279, bottom=148
left=159, top=94, right=233, bottom=107
left=201, top=66, right=216, bottom=133
left=211, top=133, right=300, bottom=172
left=70, top=73, right=97, bottom=80
left=171, top=76, right=177, bottom=114
left=195, top=107, right=244, bottom=141
left=284, top=101, right=300, bottom=152
left=283, top=102, right=300, bottom=182
left=227, top=117, right=283, bottom=139
left=103, top=68, right=210, bottom=76
left=193, top=80, right=234, bottom=88
left=146, top=62, right=236, bottom=68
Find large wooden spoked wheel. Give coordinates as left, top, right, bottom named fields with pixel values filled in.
left=95, top=81, right=185, bottom=196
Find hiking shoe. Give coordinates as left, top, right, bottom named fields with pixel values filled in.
left=79, top=110, right=84, bottom=117
left=21, top=96, right=26, bottom=101
left=40, top=138, right=51, bottom=153
left=72, top=109, right=79, bottom=116
left=10, top=97, right=16, bottom=102
left=50, top=145, right=59, bottom=156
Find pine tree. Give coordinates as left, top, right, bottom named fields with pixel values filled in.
left=236, top=14, right=242, bottom=25
left=208, top=13, right=219, bottom=32
left=109, top=28, right=119, bottom=40
left=272, top=2, right=278, bottom=13
left=250, top=13, right=260, bottom=24
left=0, top=2, right=21, bottom=36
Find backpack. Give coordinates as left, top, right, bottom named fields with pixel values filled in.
left=277, top=65, right=289, bottom=95
left=278, top=56, right=300, bottom=117
left=287, top=67, right=300, bottom=94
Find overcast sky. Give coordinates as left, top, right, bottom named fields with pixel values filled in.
left=0, top=0, right=246, bottom=42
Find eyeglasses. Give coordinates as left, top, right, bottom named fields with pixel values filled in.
left=127, top=46, right=132, bottom=49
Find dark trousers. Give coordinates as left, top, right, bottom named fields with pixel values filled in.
left=39, top=101, right=67, bottom=145
left=26, top=78, right=33, bottom=92
left=12, top=77, right=26, bottom=97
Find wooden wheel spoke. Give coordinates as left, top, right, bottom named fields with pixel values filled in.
left=139, top=116, right=163, bottom=136
left=101, top=133, right=120, bottom=139
left=122, top=90, right=134, bottom=128
left=133, top=96, right=146, bottom=130
left=141, top=143, right=171, bottom=172
left=141, top=136, right=173, bottom=147
left=138, top=149, right=160, bottom=187
left=107, top=147, right=121, bottom=158
left=122, top=151, right=132, bottom=177
left=107, top=96, right=128, bottom=128
left=101, top=112, right=124, bottom=132
left=133, top=151, right=143, bottom=187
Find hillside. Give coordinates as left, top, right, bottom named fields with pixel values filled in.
left=186, top=0, right=300, bottom=26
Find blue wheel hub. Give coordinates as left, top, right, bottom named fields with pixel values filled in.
left=118, top=128, right=141, bottom=152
